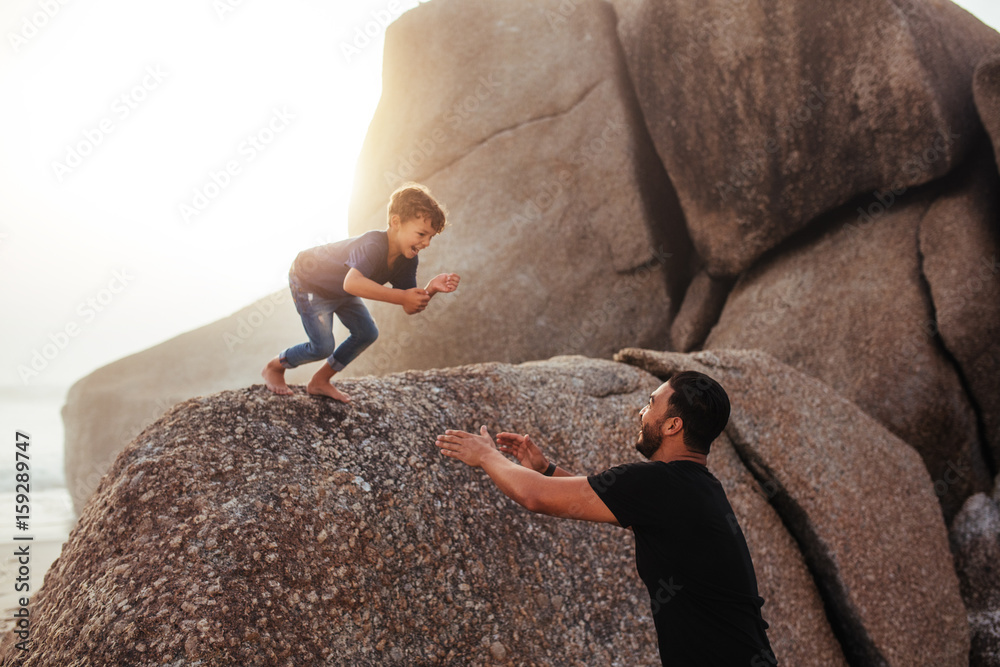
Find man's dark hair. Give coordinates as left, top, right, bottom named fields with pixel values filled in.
left=665, top=371, right=731, bottom=454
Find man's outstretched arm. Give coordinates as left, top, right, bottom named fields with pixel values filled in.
left=496, top=432, right=574, bottom=477
left=435, top=426, right=618, bottom=524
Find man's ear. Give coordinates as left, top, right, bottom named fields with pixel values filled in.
left=663, top=416, right=683, bottom=437
left=388, top=214, right=401, bottom=230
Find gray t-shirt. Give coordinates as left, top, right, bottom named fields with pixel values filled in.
left=291, top=230, right=418, bottom=299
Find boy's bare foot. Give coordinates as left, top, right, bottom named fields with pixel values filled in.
left=261, top=358, right=294, bottom=395
left=307, top=381, right=352, bottom=403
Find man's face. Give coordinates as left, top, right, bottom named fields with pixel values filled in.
left=635, top=382, right=673, bottom=459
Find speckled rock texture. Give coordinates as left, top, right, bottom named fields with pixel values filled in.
left=704, top=183, right=992, bottom=520
left=950, top=491, right=1000, bottom=666
left=344, top=0, right=695, bottom=375
left=616, top=348, right=970, bottom=666
left=708, top=434, right=848, bottom=666
left=62, top=290, right=313, bottom=514
left=919, top=156, right=1000, bottom=473
left=13, top=358, right=667, bottom=666
left=974, top=50, right=1000, bottom=166
left=613, top=0, right=1000, bottom=276
left=668, top=269, right=734, bottom=353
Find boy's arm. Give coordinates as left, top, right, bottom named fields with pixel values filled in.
left=344, top=268, right=429, bottom=313
left=424, top=273, right=460, bottom=297
left=435, top=427, right=619, bottom=524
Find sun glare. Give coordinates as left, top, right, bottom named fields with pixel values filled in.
left=0, top=0, right=420, bottom=385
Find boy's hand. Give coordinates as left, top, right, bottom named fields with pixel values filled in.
left=401, top=288, right=431, bottom=314
left=427, top=273, right=460, bottom=295
left=436, top=426, right=498, bottom=468
left=497, top=432, right=548, bottom=474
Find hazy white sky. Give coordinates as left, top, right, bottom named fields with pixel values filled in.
left=0, top=0, right=998, bottom=390
left=0, top=0, right=422, bottom=388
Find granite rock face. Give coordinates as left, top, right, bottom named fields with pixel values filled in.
left=345, top=0, right=694, bottom=376
left=616, top=348, right=970, bottom=666
left=920, top=156, right=1000, bottom=472
left=23, top=355, right=900, bottom=665
left=951, top=492, right=1000, bottom=667
left=704, top=184, right=992, bottom=519
left=62, top=290, right=313, bottom=515
left=668, top=269, right=734, bottom=352
left=974, top=50, right=1000, bottom=166
left=16, top=358, right=667, bottom=666
left=614, top=0, right=1000, bottom=276
left=708, top=433, right=848, bottom=666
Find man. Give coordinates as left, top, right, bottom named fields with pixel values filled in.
left=434, top=371, right=776, bottom=666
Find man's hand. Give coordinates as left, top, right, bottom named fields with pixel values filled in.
left=401, top=287, right=431, bottom=314
left=435, top=426, right=499, bottom=468
left=436, top=426, right=617, bottom=523
left=426, top=272, right=461, bottom=296
left=497, top=432, right=548, bottom=474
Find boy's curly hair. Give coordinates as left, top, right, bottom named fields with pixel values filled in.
left=388, top=183, right=447, bottom=233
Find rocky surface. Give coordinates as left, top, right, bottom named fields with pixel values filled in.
left=704, top=184, right=992, bottom=519
left=62, top=290, right=313, bottom=514
left=951, top=491, right=1000, bottom=666
left=16, top=358, right=668, bottom=666
left=920, top=155, right=1000, bottom=472
left=707, top=433, right=847, bottom=666
left=24, top=354, right=912, bottom=665
left=974, top=50, right=1000, bottom=166
left=668, top=268, right=734, bottom=352
left=344, top=0, right=695, bottom=375
left=613, top=0, right=999, bottom=276
left=616, top=348, right=970, bottom=666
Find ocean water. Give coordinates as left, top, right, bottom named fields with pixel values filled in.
left=0, top=387, right=76, bottom=627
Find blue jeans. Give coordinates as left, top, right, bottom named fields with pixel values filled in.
left=279, top=274, right=378, bottom=372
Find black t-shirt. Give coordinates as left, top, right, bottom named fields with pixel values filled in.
left=588, top=461, right=775, bottom=666
left=291, top=230, right=418, bottom=299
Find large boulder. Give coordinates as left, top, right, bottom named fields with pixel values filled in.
left=950, top=492, right=1000, bottom=666
left=919, top=155, right=1000, bottom=473
left=974, top=50, right=1000, bottom=166
left=26, top=356, right=864, bottom=665
left=668, top=269, right=734, bottom=352
left=62, top=290, right=313, bottom=514
left=344, top=0, right=695, bottom=376
left=20, top=358, right=663, bottom=666
left=616, top=348, right=970, bottom=666
left=613, top=0, right=1000, bottom=276
left=704, top=183, right=993, bottom=519
left=708, top=433, right=848, bottom=666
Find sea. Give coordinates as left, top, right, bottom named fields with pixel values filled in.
left=0, top=386, right=76, bottom=629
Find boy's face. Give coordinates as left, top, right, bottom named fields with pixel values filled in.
left=390, top=214, right=438, bottom=259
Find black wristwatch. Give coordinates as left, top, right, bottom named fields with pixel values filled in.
left=542, top=461, right=557, bottom=477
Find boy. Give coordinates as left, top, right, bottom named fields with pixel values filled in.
left=262, top=183, right=460, bottom=403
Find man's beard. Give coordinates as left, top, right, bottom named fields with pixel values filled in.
left=635, top=418, right=663, bottom=459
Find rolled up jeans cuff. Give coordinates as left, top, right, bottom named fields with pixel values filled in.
left=329, top=357, right=347, bottom=373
